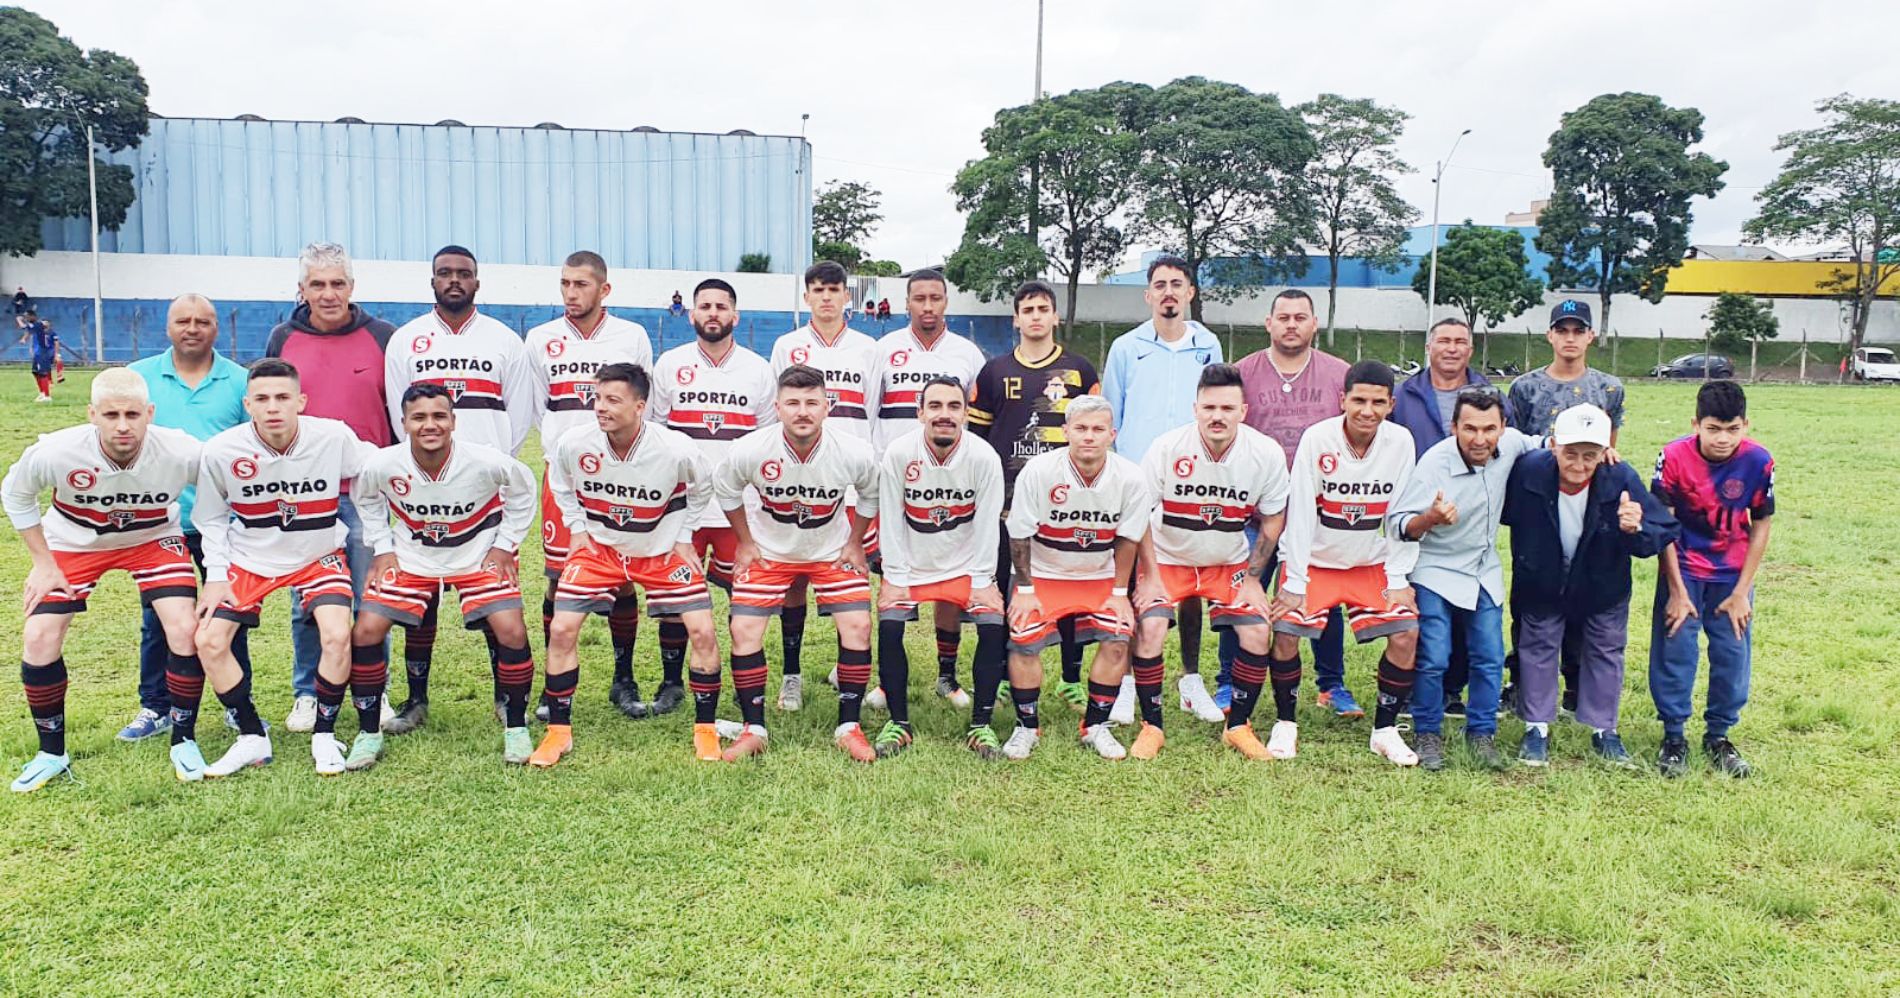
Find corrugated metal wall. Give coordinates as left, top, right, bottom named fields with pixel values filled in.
left=40, top=117, right=812, bottom=274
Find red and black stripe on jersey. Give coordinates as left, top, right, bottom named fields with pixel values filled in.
left=1316, top=496, right=1387, bottom=532
left=545, top=379, right=599, bottom=413
left=903, top=499, right=977, bottom=534
left=390, top=495, right=505, bottom=549
left=578, top=483, right=688, bottom=534
left=419, top=376, right=506, bottom=412
left=759, top=492, right=844, bottom=530
left=825, top=386, right=868, bottom=421
left=1161, top=498, right=1253, bottom=534
left=52, top=499, right=174, bottom=536
left=229, top=496, right=341, bottom=532
left=1034, top=522, right=1118, bottom=554
left=668, top=407, right=762, bottom=441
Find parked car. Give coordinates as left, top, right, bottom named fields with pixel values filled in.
left=1652, top=353, right=1735, bottom=379
left=1849, top=346, right=1900, bottom=383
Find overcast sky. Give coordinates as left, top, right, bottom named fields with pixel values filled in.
left=26, top=0, right=1900, bottom=273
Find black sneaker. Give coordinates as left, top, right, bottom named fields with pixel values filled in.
left=1704, top=736, right=1752, bottom=778
left=1467, top=733, right=1505, bottom=770
left=1658, top=736, right=1690, bottom=779
left=1591, top=731, right=1638, bottom=769
left=1442, top=699, right=1467, bottom=718
left=611, top=678, right=648, bottom=719
left=1559, top=688, right=1579, bottom=719
left=647, top=681, right=685, bottom=717
left=1500, top=683, right=1522, bottom=720
left=384, top=698, right=429, bottom=736
left=1416, top=732, right=1446, bottom=771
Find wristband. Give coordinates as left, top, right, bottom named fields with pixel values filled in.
left=1110, top=587, right=1128, bottom=597
left=1015, top=584, right=1035, bottom=594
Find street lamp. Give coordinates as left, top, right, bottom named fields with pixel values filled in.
left=1423, top=128, right=1472, bottom=335
left=793, top=112, right=810, bottom=330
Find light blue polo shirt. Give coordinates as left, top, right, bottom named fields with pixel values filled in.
left=1101, top=319, right=1224, bottom=461
left=128, top=348, right=249, bottom=530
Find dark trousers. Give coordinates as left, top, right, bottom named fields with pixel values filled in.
left=138, top=532, right=251, bottom=712
left=1506, top=604, right=1582, bottom=695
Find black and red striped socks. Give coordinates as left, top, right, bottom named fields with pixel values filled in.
left=1083, top=680, right=1117, bottom=728
left=351, top=644, right=387, bottom=734
left=1133, top=655, right=1165, bottom=728
left=935, top=627, right=960, bottom=682
left=835, top=645, right=873, bottom=724
left=493, top=643, right=533, bottom=727
left=969, top=624, right=1006, bottom=727
left=216, top=676, right=265, bottom=736
left=314, top=674, right=346, bottom=734
left=403, top=597, right=438, bottom=702
left=543, top=668, right=578, bottom=726
left=166, top=652, right=204, bottom=744
left=1270, top=651, right=1303, bottom=723
left=608, top=594, right=639, bottom=685
left=732, top=650, right=768, bottom=728
left=659, top=618, right=689, bottom=687
left=21, top=659, right=67, bottom=756
left=1011, top=684, right=1041, bottom=729
left=1373, top=656, right=1413, bottom=729
left=690, top=667, right=722, bottom=724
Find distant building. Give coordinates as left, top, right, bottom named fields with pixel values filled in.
left=1687, top=244, right=1789, bottom=262
left=1504, top=199, right=1549, bottom=225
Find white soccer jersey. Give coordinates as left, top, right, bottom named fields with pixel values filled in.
left=866, top=327, right=986, bottom=454
left=355, top=441, right=537, bottom=577
left=3, top=424, right=201, bottom=553
left=194, top=417, right=374, bottom=582
left=1142, top=424, right=1290, bottom=568
left=649, top=340, right=777, bottom=528
left=385, top=309, right=537, bottom=454
left=524, top=312, right=654, bottom=451
left=715, top=427, right=878, bottom=564
left=1006, top=450, right=1153, bottom=581
left=770, top=323, right=877, bottom=437
left=550, top=423, right=711, bottom=560
left=1279, top=416, right=1418, bottom=594
left=877, top=428, right=1005, bottom=588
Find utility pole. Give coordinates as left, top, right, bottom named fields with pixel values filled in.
left=1423, top=128, right=1471, bottom=336
left=794, top=112, right=809, bottom=330
left=86, top=124, right=103, bottom=362
left=1026, top=0, right=1044, bottom=279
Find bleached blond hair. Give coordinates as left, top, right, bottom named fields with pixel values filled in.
left=91, top=367, right=151, bottom=407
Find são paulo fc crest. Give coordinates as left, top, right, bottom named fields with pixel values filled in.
left=609, top=505, right=636, bottom=526
left=1318, top=453, right=1338, bottom=475
left=676, top=366, right=696, bottom=386
left=575, top=381, right=598, bottom=405
left=890, top=349, right=910, bottom=368
left=320, top=554, right=346, bottom=572
left=421, top=523, right=451, bottom=542
left=1340, top=504, right=1366, bottom=525
left=1199, top=504, right=1223, bottom=525
left=790, top=346, right=810, bottom=365
left=929, top=506, right=954, bottom=526
left=579, top=453, right=602, bottom=475
left=792, top=502, right=814, bottom=522
left=703, top=412, right=726, bottom=434
left=276, top=500, right=300, bottom=526
left=905, top=460, right=923, bottom=483
left=231, top=457, right=258, bottom=481
left=761, top=459, right=782, bottom=483
left=66, top=468, right=96, bottom=490
left=390, top=476, right=410, bottom=497
left=108, top=509, right=140, bottom=529
left=411, top=336, right=432, bottom=354
left=1049, top=483, right=1069, bottom=505
left=668, top=565, right=694, bottom=584
left=160, top=537, right=188, bottom=557
left=1231, top=568, right=1247, bottom=588
left=545, top=339, right=566, bottom=358
left=1074, top=528, right=1098, bottom=547
left=443, top=379, right=468, bottom=401
left=1173, top=455, right=1195, bottom=478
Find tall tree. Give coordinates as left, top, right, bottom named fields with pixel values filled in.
left=1297, top=94, right=1418, bottom=349
left=1534, top=92, right=1727, bottom=339
left=1133, top=77, right=1318, bottom=322
left=0, top=8, right=150, bottom=256
left=1744, top=94, right=1900, bottom=354
left=946, top=83, right=1147, bottom=322
left=1704, top=291, right=1779, bottom=353
left=1411, top=221, right=1545, bottom=362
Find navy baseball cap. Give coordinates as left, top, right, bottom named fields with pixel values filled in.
left=1550, top=299, right=1592, bottom=327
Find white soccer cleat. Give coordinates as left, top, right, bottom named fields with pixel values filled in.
left=823, top=666, right=840, bottom=688
left=284, top=695, right=318, bottom=733
left=1001, top=725, right=1041, bottom=761
left=1108, top=674, right=1137, bottom=726
left=1178, top=674, right=1225, bottom=723
left=311, top=732, right=347, bottom=776
left=380, top=698, right=397, bottom=729
left=713, top=718, right=746, bottom=740
left=1369, top=726, right=1419, bottom=767
left=935, top=677, right=973, bottom=709
left=865, top=686, right=887, bottom=711
left=1079, top=723, right=1127, bottom=761
left=777, top=675, right=804, bottom=712
left=1268, top=720, right=1300, bottom=760
left=205, top=734, right=274, bottom=778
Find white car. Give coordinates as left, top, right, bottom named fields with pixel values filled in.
left=1850, top=347, right=1900, bottom=383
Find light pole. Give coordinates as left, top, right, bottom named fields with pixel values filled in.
left=793, top=112, right=810, bottom=330
left=1423, top=127, right=1471, bottom=335
left=1026, top=0, right=1045, bottom=277
left=84, top=124, right=103, bottom=363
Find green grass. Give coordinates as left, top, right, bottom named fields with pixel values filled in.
left=2, top=373, right=1898, bottom=995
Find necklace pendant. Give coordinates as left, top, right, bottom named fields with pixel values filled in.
left=1281, top=382, right=1293, bottom=394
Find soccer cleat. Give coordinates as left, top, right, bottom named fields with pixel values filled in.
left=965, top=725, right=1004, bottom=761
left=1108, top=675, right=1137, bottom=726
left=382, top=699, right=429, bottom=736
left=865, top=686, right=888, bottom=711
left=1559, top=688, right=1579, bottom=720
left=777, top=675, right=804, bottom=712
left=533, top=698, right=551, bottom=725
left=284, top=695, right=319, bottom=733
left=1213, top=680, right=1233, bottom=712
left=311, top=733, right=347, bottom=776
left=1443, top=699, right=1467, bottom=719
left=824, top=666, right=840, bottom=688
left=935, top=676, right=972, bottom=709
left=1130, top=722, right=1165, bottom=760
left=1178, top=674, right=1224, bottom=723
left=170, top=740, right=207, bottom=782
left=1001, top=725, right=1041, bottom=760
left=1467, top=734, right=1506, bottom=770
left=502, top=726, right=533, bottom=765
left=692, top=723, right=723, bottom=762
left=1416, top=732, right=1447, bottom=771
left=11, top=751, right=72, bottom=792
left=1657, top=736, right=1690, bottom=778
left=611, top=678, right=648, bottom=719
left=1317, top=686, right=1364, bottom=718
left=713, top=718, right=745, bottom=740
left=647, top=681, right=685, bottom=717
left=1222, top=724, right=1272, bottom=761
left=345, top=732, right=384, bottom=771
left=1369, top=726, right=1419, bottom=767
left=528, top=725, right=574, bottom=768
left=118, top=707, right=173, bottom=742
left=1079, top=723, right=1127, bottom=761
left=1267, top=720, right=1300, bottom=760
left=1054, top=680, right=1087, bottom=708
left=1519, top=728, right=1550, bottom=768
left=873, top=721, right=913, bottom=759
left=1591, top=731, right=1637, bottom=770
left=380, top=698, right=396, bottom=730
left=722, top=727, right=768, bottom=762
left=1705, top=736, right=1752, bottom=778
left=1500, top=683, right=1522, bottom=720
left=206, top=734, right=273, bottom=778
left=834, top=723, right=877, bottom=763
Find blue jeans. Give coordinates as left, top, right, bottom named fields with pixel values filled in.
left=290, top=494, right=378, bottom=697
left=1412, top=586, right=1504, bottom=736
left=137, top=531, right=250, bottom=711
left=1649, top=576, right=1751, bottom=739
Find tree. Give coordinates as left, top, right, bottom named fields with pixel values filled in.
left=1132, top=77, right=1318, bottom=322
left=1412, top=222, right=1545, bottom=363
left=946, top=83, right=1147, bottom=323
left=0, top=8, right=150, bottom=256
left=1534, top=92, right=1727, bottom=340
left=812, top=179, right=882, bottom=267
left=1705, top=292, right=1779, bottom=353
left=858, top=259, right=901, bottom=277
left=813, top=239, right=863, bottom=273
left=1744, top=94, right=1900, bottom=354
left=737, top=253, right=771, bottom=273
left=1297, top=94, right=1417, bottom=349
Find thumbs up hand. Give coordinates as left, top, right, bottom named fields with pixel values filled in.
left=1426, top=490, right=1459, bottom=530
left=1617, top=490, right=1643, bottom=534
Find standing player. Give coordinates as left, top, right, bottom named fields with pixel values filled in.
left=525, top=251, right=652, bottom=718
left=383, top=245, right=537, bottom=732
left=1002, top=395, right=1154, bottom=761
left=4, top=369, right=204, bottom=791
left=875, top=377, right=1007, bottom=759
left=191, top=359, right=374, bottom=777
left=1274, top=361, right=1422, bottom=767
left=545, top=363, right=720, bottom=767
left=967, top=280, right=1101, bottom=709
left=19, top=311, right=58, bottom=402
left=1133, top=365, right=1290, bottom=761
left=769, top=261, right=877, bottom=709
left=351, top=385, right=539, bottom=767
left=714, top=365, right=879, bottom=762
left=650, top=278, right=777, bottom=715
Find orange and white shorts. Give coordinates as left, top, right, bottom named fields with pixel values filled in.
left=35, top=536, right=197, bottom=616
left=878, top=576, right=1004, bottom=627
left=364, top=565, right=522, bottom=627
left=213, top=550, right=355, bottom=628
left=687, top=526, right=739, bottom=590
left=1008, top=577, right=1131, bottom=655
left=554, top=544, right=711, bottom=617
left=540, top=468, right=572, bottom=582
left=1137, top=562, right=1268, bottom=629
left=731, top=559, right=872, bottom=617
left=1273, top=564, right=1418, bottom=641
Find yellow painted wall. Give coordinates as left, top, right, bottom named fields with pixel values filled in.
left=1668, top=259, right=1900, bottom=297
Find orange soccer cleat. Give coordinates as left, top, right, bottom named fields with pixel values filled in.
left=1130, top=722, right=1166, bottom=760
left=722, top=729, right=768, bottom=762
left=693, top=723, right=723, bottom=762
left=1221, top=723, right=1273, bottom=761
left=528, top=724, right=574, bottom=768
left=834, top=723, right=877, bottom=764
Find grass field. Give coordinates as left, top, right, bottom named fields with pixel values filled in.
left=1, top=373, right=1897, bottom=996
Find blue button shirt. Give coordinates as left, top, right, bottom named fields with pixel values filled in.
left=1101, top=319, right=1223, bottom=462
left=128, top=348, right=249, bottom=530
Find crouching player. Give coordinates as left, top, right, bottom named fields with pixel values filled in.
left=874, top=376, right=1008, bottom=759
left=3, top=368, right=203, bottom=790
left=352, top=385, right=539, bottom=766
left=1134, top=364, right=1290, bottom=760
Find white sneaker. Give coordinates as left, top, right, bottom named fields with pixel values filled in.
left=777, top=675, right=804, bottom=712
left=1370, top=726, right=1419, bottom=767
left=1108, top=674, right=1136, bottom=726
left=1268, top=720, right=1299, bottom=760
left=1001, top=725, right=1041, bottom=760
left=380, top=698, right=396, bottom=729
left=865, top=686, right=887, bottom=711
left=713, top=718, right=745, bottom=740
left=34, top=394, right=50, bottom=403
left=823, top=666, right=840, bottom=688
left=1178, top=674, right=1224, bottom=723
left=284, top=695, right=318, bottom=733
left=311, top=732, right=346, bottom=776
left=935, top=677, right=972, bottom=709
left=1079, top=723, right=1127, bottom=760
left=205, top=734, right=273, bottom=777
